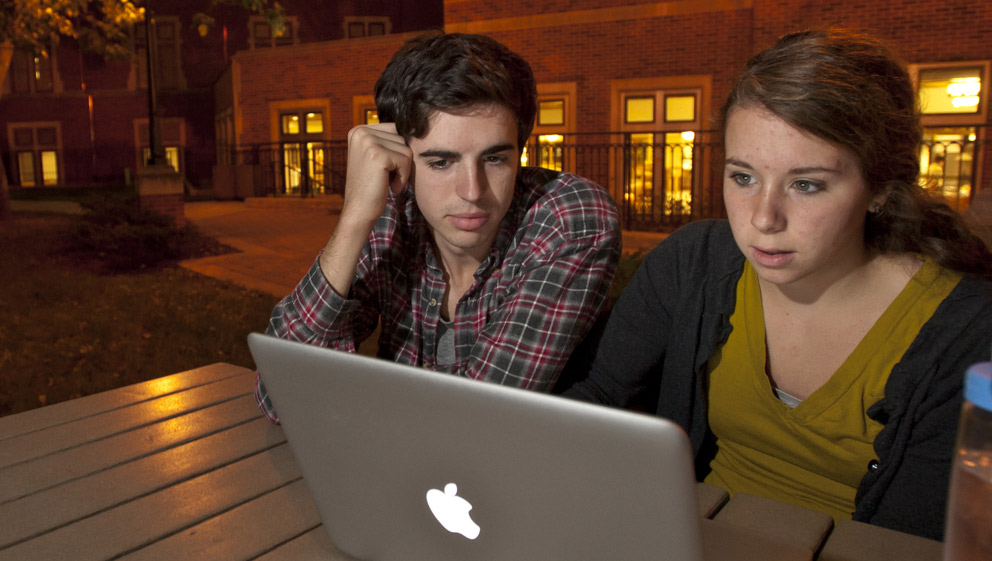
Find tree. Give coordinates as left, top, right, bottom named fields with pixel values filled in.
left=0, top=0, right=284, bottom=221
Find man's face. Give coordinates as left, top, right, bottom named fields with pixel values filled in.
left=408, top=104, right=519, bottom=266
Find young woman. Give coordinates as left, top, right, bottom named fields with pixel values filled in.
left=561, top=29, right=992, bottom=540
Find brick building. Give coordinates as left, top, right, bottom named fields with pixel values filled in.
left=0, top=0, right=442, bottom=194
left=3, top=0, right=989, bottom=232
left=224, top=0, right=991, bottom=230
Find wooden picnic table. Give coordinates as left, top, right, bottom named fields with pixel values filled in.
left=0, top=363, right=944, bottom=561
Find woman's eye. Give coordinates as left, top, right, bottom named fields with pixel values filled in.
left=729, top=172, right=753, bottom=186
left=794, top=180, right=823, bottom=194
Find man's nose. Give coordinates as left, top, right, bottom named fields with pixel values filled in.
left=456, top=163, right=486, bottom=201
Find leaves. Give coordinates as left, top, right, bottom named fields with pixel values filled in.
left=1, top=0, right=284, bottom=58
left=1, top=0, right=143, bottom=57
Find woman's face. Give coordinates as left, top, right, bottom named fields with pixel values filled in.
left=723, top=105, right=883, bottom=293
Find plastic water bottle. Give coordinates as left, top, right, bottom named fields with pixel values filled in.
left=943, top=362, right=992, bottom=560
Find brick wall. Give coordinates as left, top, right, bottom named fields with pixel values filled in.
left=232, top=34, right=414, bottom=145
left=139, top=194, right=186, bottom=227
left=230, top=0, right=992, bottom=213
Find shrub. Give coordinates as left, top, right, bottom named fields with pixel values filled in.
left=63, top=195, right=231, bottom=272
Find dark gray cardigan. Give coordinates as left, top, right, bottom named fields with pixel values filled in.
left=562, top=219, right=992, bottom=540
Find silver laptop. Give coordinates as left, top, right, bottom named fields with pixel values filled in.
left=248, top=332, right=702, bottom=561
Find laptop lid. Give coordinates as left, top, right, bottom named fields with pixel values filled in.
left=248, top=333, right=702, bottom=561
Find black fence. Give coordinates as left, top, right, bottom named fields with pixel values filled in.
left=230, top=141, right=349, bottom=198
left=226, top=130, right=987, bottom=232
left=229, top=134, right=726, bottom=231
left=10, top=127, right=979, bottom=233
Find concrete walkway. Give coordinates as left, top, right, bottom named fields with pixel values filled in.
left=181, top=197, right=667, bottom=298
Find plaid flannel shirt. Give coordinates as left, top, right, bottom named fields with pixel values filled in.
left=255, top=167, right=621, bottom=423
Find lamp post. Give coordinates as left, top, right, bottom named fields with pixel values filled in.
left=144, top=5, right=162, bottom=166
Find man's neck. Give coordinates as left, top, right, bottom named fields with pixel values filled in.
left=436, top=247, right=487, bottom=321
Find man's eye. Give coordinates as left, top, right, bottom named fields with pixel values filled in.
left=427, top=160, right=449, bottom=170
left=484, top=155, right=507, bottom=165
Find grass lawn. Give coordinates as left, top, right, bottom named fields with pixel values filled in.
left=0, top=212, right=279, bottom=417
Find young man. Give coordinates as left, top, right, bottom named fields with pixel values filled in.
left=256, top=32, right=620, bottom=422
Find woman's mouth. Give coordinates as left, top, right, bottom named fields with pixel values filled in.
left=751, top=246, right=794, bottom=268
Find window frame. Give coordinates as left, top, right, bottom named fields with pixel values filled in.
left=352, top=95, right=378, bottom=126
left=249, top=15, right=299, bottom=48
left=528, top=83, right=577, bottom=172
left=342, top=16, right=392, bottom=39
left=131, top=15, right=186, bottom=91
left=7, top=122, right=63, bottom=187
left=134, top=117, right=187, bottom=172
left=909, top=60, right=990, bottom=127
left=5, top=46, right=59, bottom=95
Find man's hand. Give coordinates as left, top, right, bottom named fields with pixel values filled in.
left=318, top=123, right=412, bottom=297
left=340, top=123, right=412, bottom=229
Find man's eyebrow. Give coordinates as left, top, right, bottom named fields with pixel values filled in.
left=417, top=143, right=516, bottom=159
left=481, top=143, right=516, bottom=156
left=418, top=149, right=459, bottom=159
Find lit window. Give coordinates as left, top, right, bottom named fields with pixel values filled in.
left=282, top=114, right=300, bottom=134
left=625, top=97, right=655, bottom=124
left=665, top=95, right=696, bottom=122
left=305, top=112, right=324, bottom=133
left=281, top=111, right=324, bottom=134
left=919, top=67, right=984, bottom=115
left=141, top=146, right=180, bottom=171
left=9, top=124, right=61, bottom=187
left=538, top=100, right=565, bottom=126
left=135, top=118, right=185, bottom=172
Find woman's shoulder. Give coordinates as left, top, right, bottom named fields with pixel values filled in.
left=646, top=220, right=739, bottom=263
left=635, top=220, right=744, bottom=291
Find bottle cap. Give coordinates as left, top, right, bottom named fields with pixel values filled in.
left=965, top=363, right=992, bottom=412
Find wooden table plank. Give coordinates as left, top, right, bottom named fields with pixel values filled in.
left=118, top=479, right=321, bottom=561
left=0, top=416, right=285, bottom=550
left=818, top=520, right=943, bottom=561
left=696, top=482, right=729, bottom=518
left=0, top=371, right=254, bottom=469
left=255, top=527, right=360, bottom=561
left=0, top=363, right=251, bottom=440
left=701, top=519, right=815, bottom=561
left=713, top=492, right=834, bottom=555
left=0, top=394, right=262, bottom=503
left=0, top=444, right=302, bottom=561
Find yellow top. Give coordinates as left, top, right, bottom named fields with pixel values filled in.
left=703, top=258, right=960, bottom=520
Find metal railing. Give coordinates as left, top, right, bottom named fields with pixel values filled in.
left=220, top=128, right=990, bottom=231
left=230, top=141, right=349, bottom=198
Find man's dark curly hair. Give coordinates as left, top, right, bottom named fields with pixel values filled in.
left=374, top=31, right=537, bottom=153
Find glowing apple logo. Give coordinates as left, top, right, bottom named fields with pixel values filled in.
left=425, top=483, right=481, bottom=539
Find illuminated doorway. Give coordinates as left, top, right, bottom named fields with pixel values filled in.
left=621, top=90, right=699, bottom=225
left=279, top=110, right=326, bottom=196
left=913, top=61, right=988, bottom=211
